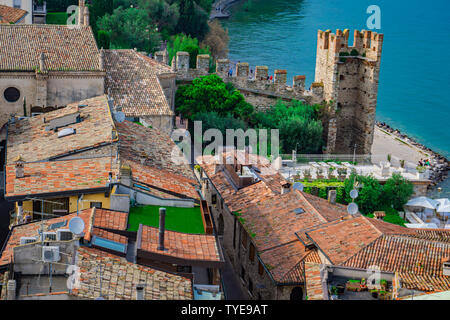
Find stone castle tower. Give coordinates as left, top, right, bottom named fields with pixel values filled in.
left=315, top=29, right=383, bottom=155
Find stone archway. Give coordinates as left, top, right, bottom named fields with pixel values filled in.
left=290, top=286, right=303, bottom=300
left=217, top=213, right=224, bottom=236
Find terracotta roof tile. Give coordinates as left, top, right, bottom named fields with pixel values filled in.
left=139, top=225, right=221, bottom=262
left=0, top=24, right=101, bottom=71
left=104, top=50, right=174, bottom=117
left=93, top=208, right=128, bottom=231
left=0, top=5, right=27, bottom=23
left=73, top=246, right=192, bottom=300
left=92, top=227, right=128, bottom=244
left=5, top=156, right=118, bottom=198
left=7, top=95, right=116, bottom=164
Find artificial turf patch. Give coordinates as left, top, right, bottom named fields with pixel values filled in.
left=127, top=205, right=205, bottom=234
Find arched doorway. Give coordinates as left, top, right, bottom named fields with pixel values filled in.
left=290, top=287, right=303, bottom=300
left=217, top=214, right=224, bottom=236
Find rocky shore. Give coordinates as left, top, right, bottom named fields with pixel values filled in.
left=376, top=121, right=449, bottom=190
left=210, top=0, right=241, bottom=19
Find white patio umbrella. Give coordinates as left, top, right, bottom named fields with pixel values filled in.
left=436, top=198, right=450, bottom=213
left=406, top=196, right=439, bottom=210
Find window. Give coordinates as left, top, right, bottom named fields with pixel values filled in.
left=249, top=243, right=255, bottom=262
left=13, top=0, right=22, bottom=8
left=211, top=194, right=217, bottom=205
left=258, top=262, right=264, bottom=276
left=176, top=265, right=192, bottom=273
left=90, top=202, right=102, bottom=209
left=4, top=87, right=20, bottom=103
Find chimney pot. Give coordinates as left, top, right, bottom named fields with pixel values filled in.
left=328, top=190, right=337, bottom=205
left=281, top=182, right=291, bottom=194
left=158, top=208, right=166, bottom=251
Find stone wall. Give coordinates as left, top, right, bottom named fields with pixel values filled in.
left=0, top=71, right=104, bottom=128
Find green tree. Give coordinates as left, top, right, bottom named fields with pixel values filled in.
left=138, top=0, right=179, bottom=34
left=251, top=100, right=323, bottom=154
left=97, top=7, right=161, bottom=52
left=176, top=0, right=209, bottom=40
left=344, top=173, right=383, bottom=215
left=381, top=173, right=414, bottom=211
left=175, top=74, right=253, bottom=121
left=97, top=30, right=111, bottom=49
left=167, top=34, right=210, bottom=68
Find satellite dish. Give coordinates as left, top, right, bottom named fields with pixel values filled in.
left=350, top=189, right=359, bottom=199
left=69, top=217, right=85, bottom=235
left=347, top=202, right=359, bottom=215
left=114, top=111, right=125, bottom=123
left=293, top=182, right=304, bottom=192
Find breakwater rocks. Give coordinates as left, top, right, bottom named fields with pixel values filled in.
left=376, top=121, right=449, bottom=189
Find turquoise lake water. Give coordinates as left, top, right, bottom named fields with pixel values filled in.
left=221, top=0, right=450, bottom=160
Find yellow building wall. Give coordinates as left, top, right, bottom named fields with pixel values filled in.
left=68, top=193, right=111, bottom=213
left=16, top=192, right=111, bottom=220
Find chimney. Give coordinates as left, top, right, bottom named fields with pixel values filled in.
left=83, top=5, right=89, bottom=26
left=15, top=155, right=24, bottom=178
left=99, top=48, right=105, bottom=70
left=328, top=190, right=337, bottom=205
left=281, top=182, right=291, bottom=194
left=39, top=53, right=46, bottom=72
left=158, top=208, right=166, bottom=251
left=374, top=211, right=386, bottom=220
left=136, top=284, right=145, bottom=300
left=443, top=257, right=450, bottom=276
left=7, top=280, right=16, bottom=300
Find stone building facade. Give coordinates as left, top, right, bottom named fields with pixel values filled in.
left=0, top=20, right=104, bottom=129
left=162, top=29, right=384, bottom=155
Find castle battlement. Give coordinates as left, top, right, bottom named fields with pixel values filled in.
left=155, top=28, right=383, bottom=156
left=317, top=29, right=383, bottom=62
left=168, top=51, right=324, bottom=106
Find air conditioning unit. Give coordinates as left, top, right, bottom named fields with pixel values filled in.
left=42, top=246, right=60, bottom=263
left=41, top=232, right=57, bottom=242
left=56, top=229, right=73, bottom=241
left=444, top=262, right=450, bottom=277
left=19, top=237, right=37, bottom=245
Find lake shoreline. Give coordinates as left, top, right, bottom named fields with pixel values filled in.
left=375, top=121, right=449, bottom=191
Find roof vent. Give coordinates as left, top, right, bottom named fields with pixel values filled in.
left=57, top=127, right=76, bottom=138
left=42, top=246, right=60, bottom=262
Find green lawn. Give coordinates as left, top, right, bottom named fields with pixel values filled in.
left=46, top=12, right=69, bottom=25
left=128, top=205, right=205, bottom=234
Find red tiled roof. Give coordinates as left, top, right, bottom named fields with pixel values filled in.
left=342, top=235, right=450, bottom=292
left=93, top=208, right=128, bottom=231
left=0, top=5, right=27, bottom=23
left=0, top=209, right=94, bottom=266
left=92, top=227, right=128, bottom=245
left=116, top=120, right=199, bottom=199
left=104, top=49, right=174, bottom=117
left=305, top=216, right=382, bottom=265
left=7, top=95, right=116, bottom=164
left=0, top=24, right=101, bottom=71
left=73, top=246, right=192, bottom=300
left=138, top=225, right=221, bottom=262
left=5, top=156, right=118, bottom=198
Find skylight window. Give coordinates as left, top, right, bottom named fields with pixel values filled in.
left=294, top=208, right=305, bottom=215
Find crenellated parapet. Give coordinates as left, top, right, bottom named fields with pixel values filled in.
left=170, top=52, right=324, bottom=106
left=317, top=29, right=383, bottom=63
